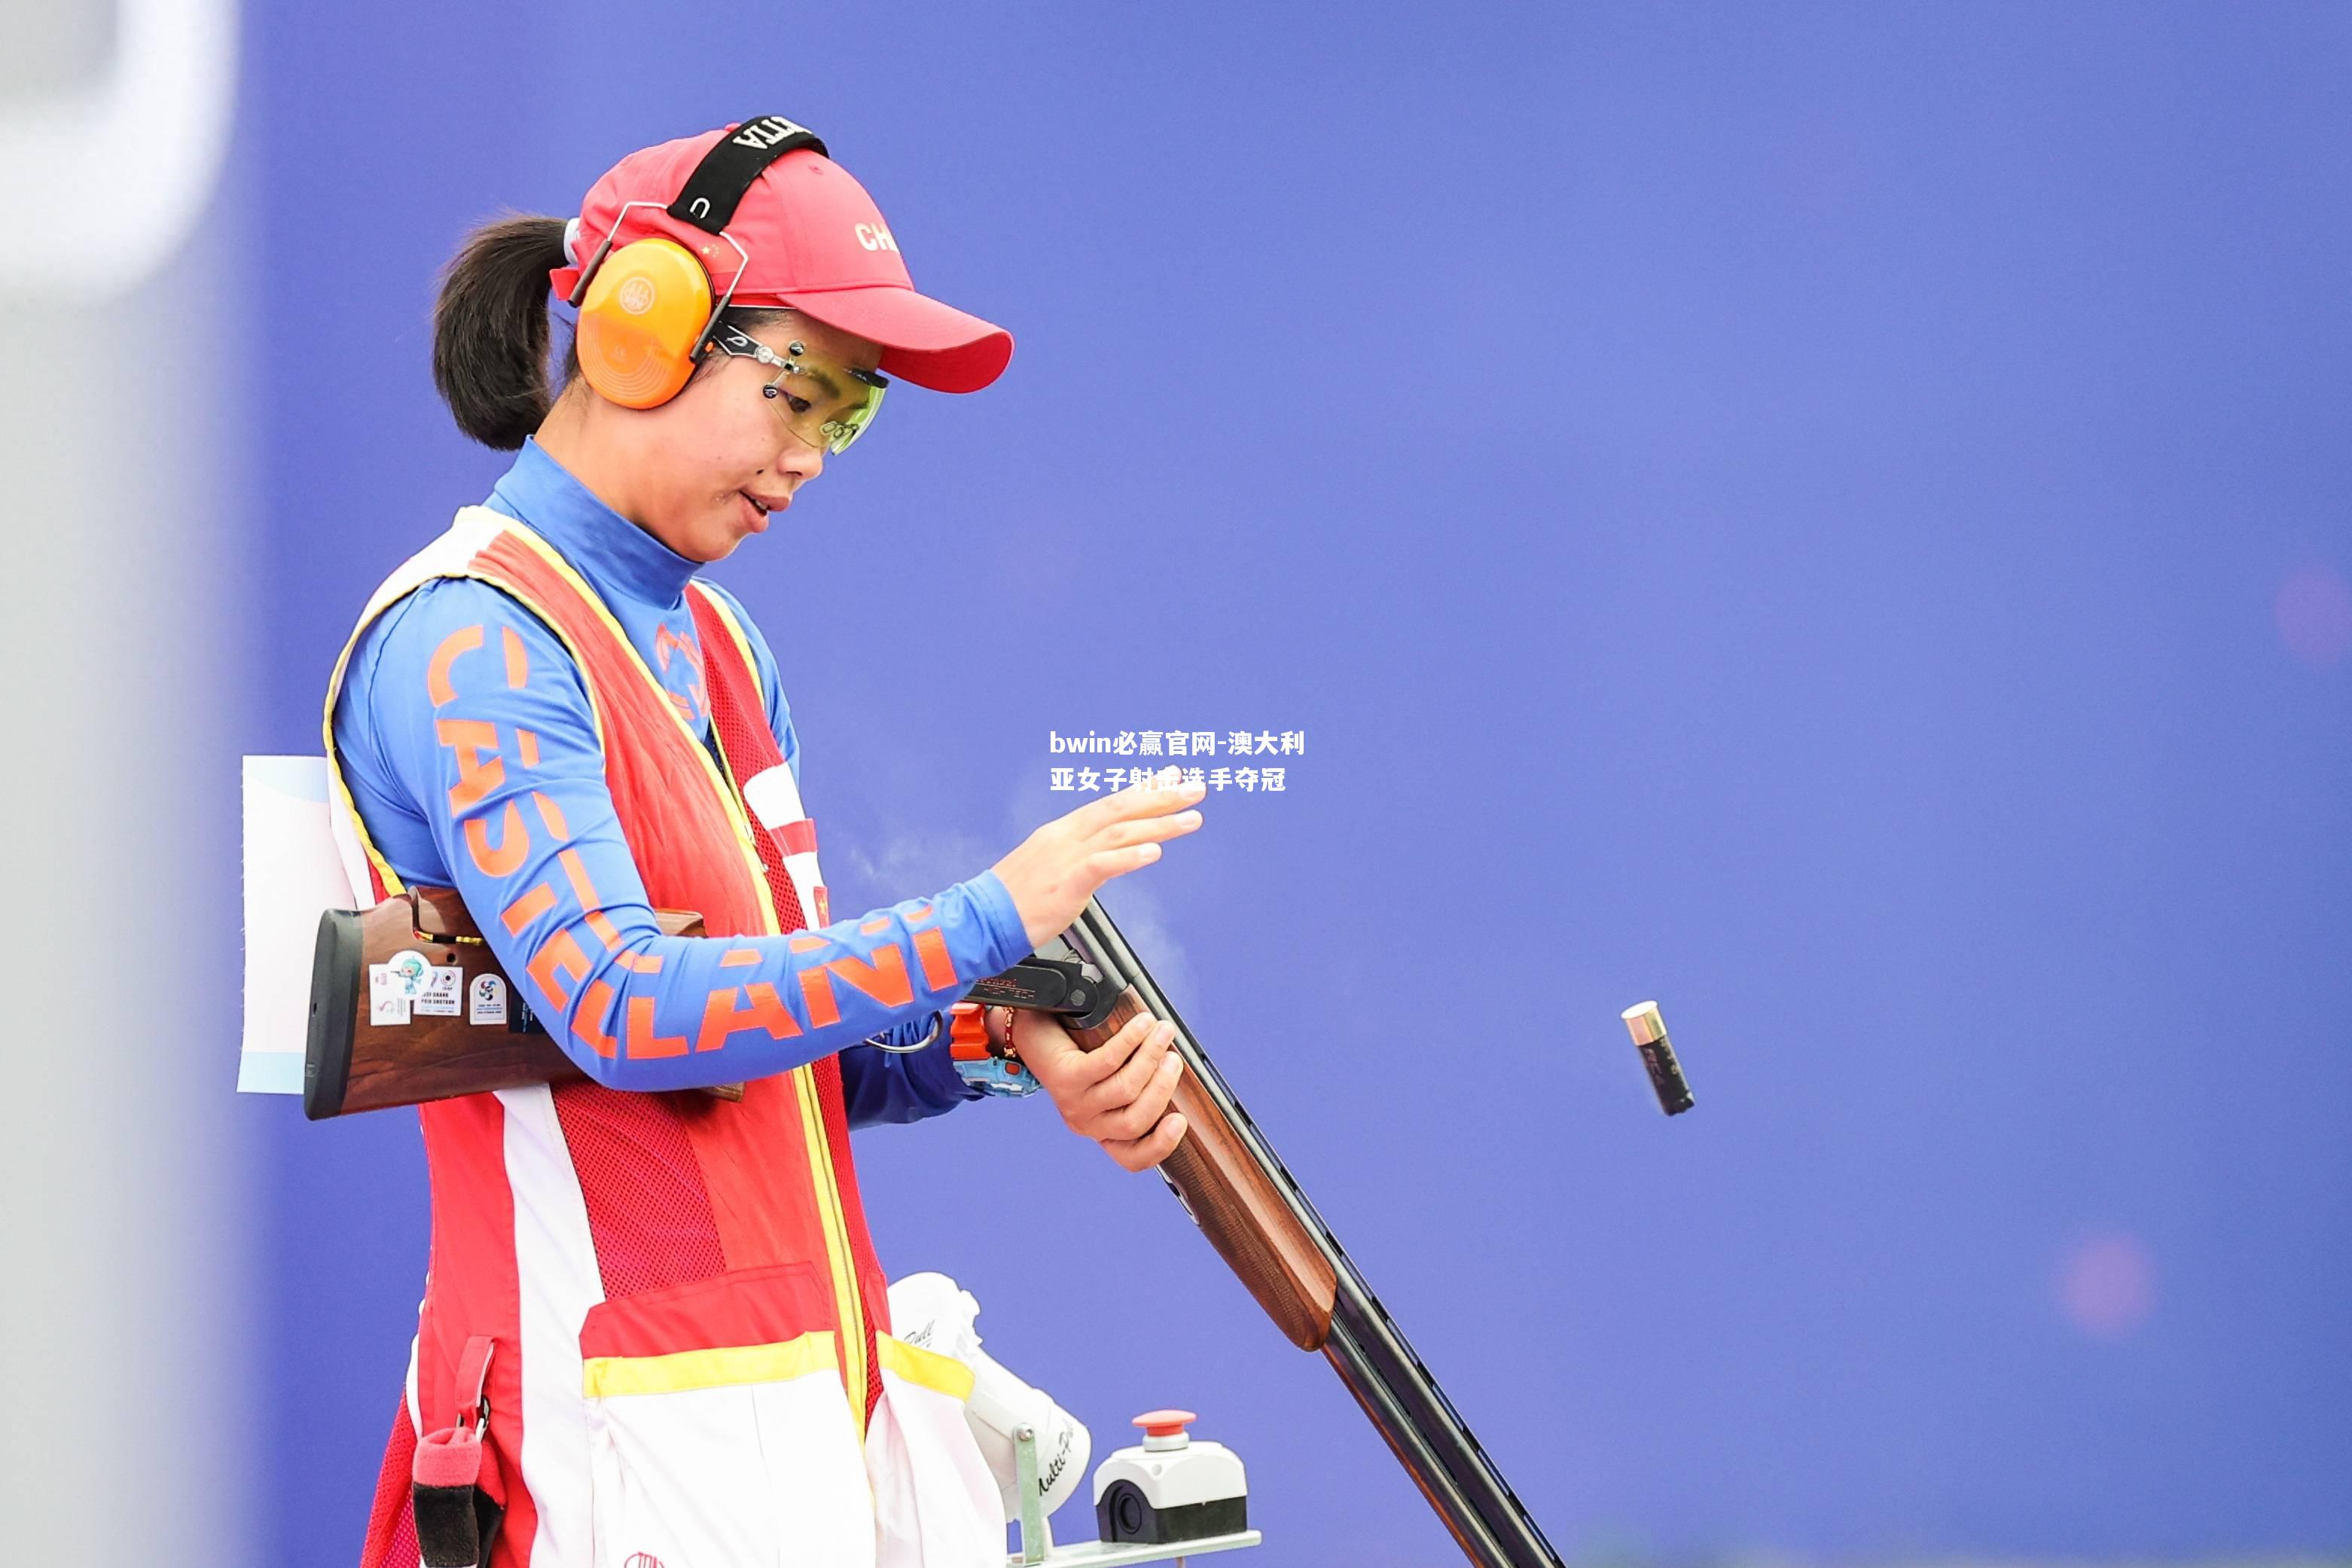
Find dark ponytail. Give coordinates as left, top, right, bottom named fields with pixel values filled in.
left=432, top=214, right=572, bottom=450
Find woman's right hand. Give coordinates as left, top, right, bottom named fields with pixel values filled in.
left=990, top=780, right=1207, bottom=949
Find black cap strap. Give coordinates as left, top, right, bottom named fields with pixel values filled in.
left=667, top=115, right=829, bottom=234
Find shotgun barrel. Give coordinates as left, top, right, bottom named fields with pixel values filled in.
left=1062, top=899, right=1563, bottom=1568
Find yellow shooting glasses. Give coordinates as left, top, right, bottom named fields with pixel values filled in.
left=707, top=317, right=889, bottom=454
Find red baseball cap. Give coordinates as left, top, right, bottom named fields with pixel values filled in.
left=549, top=125, right=1013, bottom=393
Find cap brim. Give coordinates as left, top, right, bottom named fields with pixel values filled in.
left=781, top=285, right=1013, bottom=393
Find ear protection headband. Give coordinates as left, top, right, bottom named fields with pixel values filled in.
left=567, top=116, right=828, bottom=409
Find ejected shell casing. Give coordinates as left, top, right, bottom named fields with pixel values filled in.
left=1621, top=1001, right=1695, bottom=1115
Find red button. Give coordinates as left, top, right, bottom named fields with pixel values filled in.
left=1132, top=1409, right=1196, bottom=1438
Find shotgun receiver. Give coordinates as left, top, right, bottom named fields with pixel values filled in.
left=1043, top=899, right=1565, bottom=1568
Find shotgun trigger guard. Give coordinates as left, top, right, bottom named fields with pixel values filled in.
left=867, top=1011, right=944, bottom=1054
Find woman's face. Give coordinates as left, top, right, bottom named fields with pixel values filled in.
left=590, top=310, right=885, bottom=564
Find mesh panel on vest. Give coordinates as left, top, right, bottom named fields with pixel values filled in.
left=360, top=1395, right=419, bottom=1568
left=383, top=1502, right=419, bottom=1568
left=552, top=1083, right=729, bottom=1299
left=702, top=669, right=807, bottom=928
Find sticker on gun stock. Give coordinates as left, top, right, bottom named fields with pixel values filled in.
left=367, top=966, right=410, bottom=1026
left=368, top=956, right=417, bottom=1027
left=415, top=964, right=464, bottom=1017
left=371, top=947, right=462, bottom=1024
left=469, top=974, right=508, bottom=1026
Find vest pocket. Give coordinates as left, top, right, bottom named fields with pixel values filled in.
left=578, top=1264, right=873, bottom=1568
left=866, top=1335, right=1002, bottom=1568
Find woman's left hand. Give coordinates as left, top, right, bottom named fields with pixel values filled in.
left=1006, top=1007, right=1188, bottom=1171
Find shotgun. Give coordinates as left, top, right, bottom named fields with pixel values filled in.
left=304, top=892, right=1563, bottom=1565
left=1036, top=900, right=1565, bottom=1568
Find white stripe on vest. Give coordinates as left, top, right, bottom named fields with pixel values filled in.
left=741, top=764, right=828, bottom=926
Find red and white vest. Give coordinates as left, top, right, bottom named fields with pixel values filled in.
left=328, top=509, right=999, bottom=1568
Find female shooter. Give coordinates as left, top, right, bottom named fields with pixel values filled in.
left=328, top=117, right=1202, bottom=1568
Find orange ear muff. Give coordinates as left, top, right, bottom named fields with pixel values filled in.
left=575, top=236, right=715, bottom=409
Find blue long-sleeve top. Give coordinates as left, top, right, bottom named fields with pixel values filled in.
left=331, top=438, right=1033, bottom=1124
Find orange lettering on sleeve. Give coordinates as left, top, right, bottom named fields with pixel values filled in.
left=502, top=625, right=529, bottom=689
left=719, top=948, right=761, bottom=968
left=502, top=883, right=557, bottom=935
left=517, top=730, right=541, bottom=769
left=625, top=997, right=688, bottom=1059
left=583, top=910, right=624, bottom=952
left=697, top=982, right=803, bottom=1053
left=798, top=966, right=840, bottom=1028
left=464, top=802, right=532, bottom=877
left=530, top=789, right=567, bottom=837
left=557, top=848, right=602, bottom=911
left=912, top=926, right=958, bottom=993
left=572, top=980, right=621, bottom=1059
left=435, top=718, right=498, bottom=767
left=825, top=943, right=913, bottom=1008
left=613, top=945, right=663, bottom=975
left=526, top=928, right=592, bottom=1013
left=438, top=718, right=505, bottom=813
left=426, top=625, right=484, bottom=706
left=859, top=917, right=892, bottom=935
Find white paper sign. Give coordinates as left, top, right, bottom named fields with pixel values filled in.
left=240, top=757, right=363, bottom=1094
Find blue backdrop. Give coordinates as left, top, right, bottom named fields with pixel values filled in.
left=231, top=4, right=2352, bottom=1564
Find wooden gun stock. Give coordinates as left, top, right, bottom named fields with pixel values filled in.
left=1070, top=987, right=1338, bottom=1350
left=302, top=888, right=714, bottom=1120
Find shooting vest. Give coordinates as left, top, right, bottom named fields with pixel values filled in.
left=328, top=508, right=1000, bottom=1568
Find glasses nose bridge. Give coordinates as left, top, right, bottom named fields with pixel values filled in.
left=719, top=325, right=871, bottom=456
left=774, top=413, right=825, bottom=476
